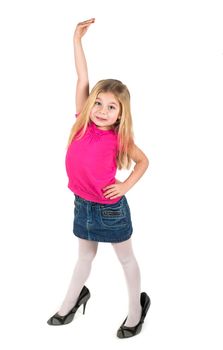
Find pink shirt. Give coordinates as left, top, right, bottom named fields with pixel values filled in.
left=65, top=118, right=120, bottom=204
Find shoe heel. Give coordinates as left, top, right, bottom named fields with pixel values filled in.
left=83, top=299, right=88, bottom=315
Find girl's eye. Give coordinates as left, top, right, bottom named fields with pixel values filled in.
left=95, top=101, right=101, bottom=106
left=108, top=105, right=115, bottom=110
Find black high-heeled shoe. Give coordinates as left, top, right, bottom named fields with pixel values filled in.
left=47, top=285, right=90, bottom=326
left=117, top=292, right=151, bottom=338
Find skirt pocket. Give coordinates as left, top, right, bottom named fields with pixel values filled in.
left=99, top=199, right=129, bottom=229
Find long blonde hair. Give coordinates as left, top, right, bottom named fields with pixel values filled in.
left=66, top=79, right=134, bottom=170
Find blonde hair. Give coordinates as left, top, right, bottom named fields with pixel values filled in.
left=66, top=79, right=134, bottom=170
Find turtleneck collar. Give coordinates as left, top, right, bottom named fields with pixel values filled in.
left=90, top=121, right=116, bottom=135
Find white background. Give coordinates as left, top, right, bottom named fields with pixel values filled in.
left=0, top=0, right=223, bottom=349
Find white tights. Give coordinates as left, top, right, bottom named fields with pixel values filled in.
left=58, top=238, right=141, bottom=327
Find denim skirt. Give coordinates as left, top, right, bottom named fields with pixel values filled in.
left=73, top=194, right=133, bottom=243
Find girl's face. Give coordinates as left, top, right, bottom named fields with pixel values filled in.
left=90, top=92, right=121, bottom=130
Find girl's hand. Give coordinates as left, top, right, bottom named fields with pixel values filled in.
left=102, top=181, right=129, bottom=200
left=73, top=18, right=95, bottom=42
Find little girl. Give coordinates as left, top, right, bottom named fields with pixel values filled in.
left=47, top=18, right=151, bottom=338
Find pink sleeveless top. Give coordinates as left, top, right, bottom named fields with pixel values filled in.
left=65, top=117, right=120, bottom=204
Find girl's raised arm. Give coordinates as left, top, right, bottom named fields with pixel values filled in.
left=73, top=18, right=95, bottom=113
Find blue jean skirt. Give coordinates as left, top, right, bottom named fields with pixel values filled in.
left=73, top=194, right=133, bottom=243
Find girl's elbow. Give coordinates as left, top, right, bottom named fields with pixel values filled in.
left=144, top=157, right=149, bottom=169
left=138, top=157, right=149, bottom=170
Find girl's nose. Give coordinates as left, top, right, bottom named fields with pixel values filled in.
left=100, top=106, right=107, bottom=114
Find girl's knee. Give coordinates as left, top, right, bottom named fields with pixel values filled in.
left=118, top=254, right=135, bottom=266
left=112, top=241, right=136, bottom=266
left=79, top=248, right=97, bottom=263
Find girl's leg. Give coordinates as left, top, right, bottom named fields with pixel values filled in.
left=112, top=238, right=142, bottom=327
left=58, top=238, right=98, bottom=316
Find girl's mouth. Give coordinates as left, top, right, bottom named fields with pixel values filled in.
left=96, top=116, right=106, bottom=121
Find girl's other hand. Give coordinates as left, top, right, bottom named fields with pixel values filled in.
left=102, top=182, right=129, bottom=200
left=73, top=18, right=95, bottom=42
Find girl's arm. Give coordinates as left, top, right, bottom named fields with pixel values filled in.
left=122, top=144, right=149, bottom=191
left=103, top=144, right=149, bottom=199
left=73, top=18, right=95, bottom=113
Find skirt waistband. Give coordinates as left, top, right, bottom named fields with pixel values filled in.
left=74, top=194, right=125, bottom=207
